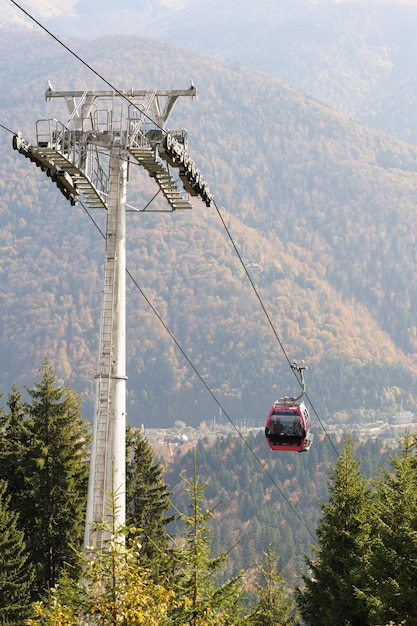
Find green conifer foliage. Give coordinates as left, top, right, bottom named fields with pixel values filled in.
left=0, top=479, right=33, bottom=624
left=365, top=434, right=417, bottom=626
left=126, top=428, right=174, bottom=567
left=296, top=437, right=372, bottom=626
left=0, top=361, right=90, bottom=599
left=25, top=360, right=90, bottom=594
left=0, top=384, right=32, bottom=519
left=169, top=455, right=244, bottom=625
left=248, top=544, right=299, bottom=625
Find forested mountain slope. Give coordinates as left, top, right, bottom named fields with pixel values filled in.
left=163, top=431, right=393, bottom=583
left=1, top=30, right=417, bottom=427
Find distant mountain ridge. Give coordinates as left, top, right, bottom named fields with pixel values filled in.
left=2, top=0, right=417, bottom=145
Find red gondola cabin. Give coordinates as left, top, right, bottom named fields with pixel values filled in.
left=265, top=401, right=312, bottom=452
left=265, top=361, right=313, bottom=452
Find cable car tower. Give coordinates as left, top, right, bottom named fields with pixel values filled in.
left=13, top=84, right=213, bottom=550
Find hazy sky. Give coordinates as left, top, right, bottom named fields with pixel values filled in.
left=3, top=0, right=417, bottom=23
left=335, top=0, right=417, bottom=3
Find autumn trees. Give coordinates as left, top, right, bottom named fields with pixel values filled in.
left=27, top=515, right=178, bottom=626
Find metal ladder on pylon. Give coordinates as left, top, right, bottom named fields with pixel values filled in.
left=93, top=204, right=117, bottom=525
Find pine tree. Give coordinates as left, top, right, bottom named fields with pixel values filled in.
left=364, top=434, right=417, bottom=626
left=0, top=384, right=32, bottom=518
left=24, top=360, right=90, bottom=595
left=126, top=427, right=174, bottom=568
left=0, top=479, right=33, bottom=624
left=248, top=544, right=299, bottom=625
left=0, top=361, right=91, bottom=598
left=296, top=437, right=372, bottom=626
left=169, top=455, right=244, bottom=626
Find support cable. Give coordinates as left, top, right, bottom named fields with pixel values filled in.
left=0, top=122, right=14, bottom=134
left=78, top=199, right=316, bottom=541
left=4, top=106, right=338, bottom=476
left=4, top=112, right=322, bottom=536
left=7, top=0, right=167, bottom=132
left=3, top=5, right=328, bottom=440
left=2, top=0, right=340, bottom=505
left=211, top=198, right=340, bottom=458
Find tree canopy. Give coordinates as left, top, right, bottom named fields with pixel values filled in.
left=0, top=361, right=90, bottom=599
